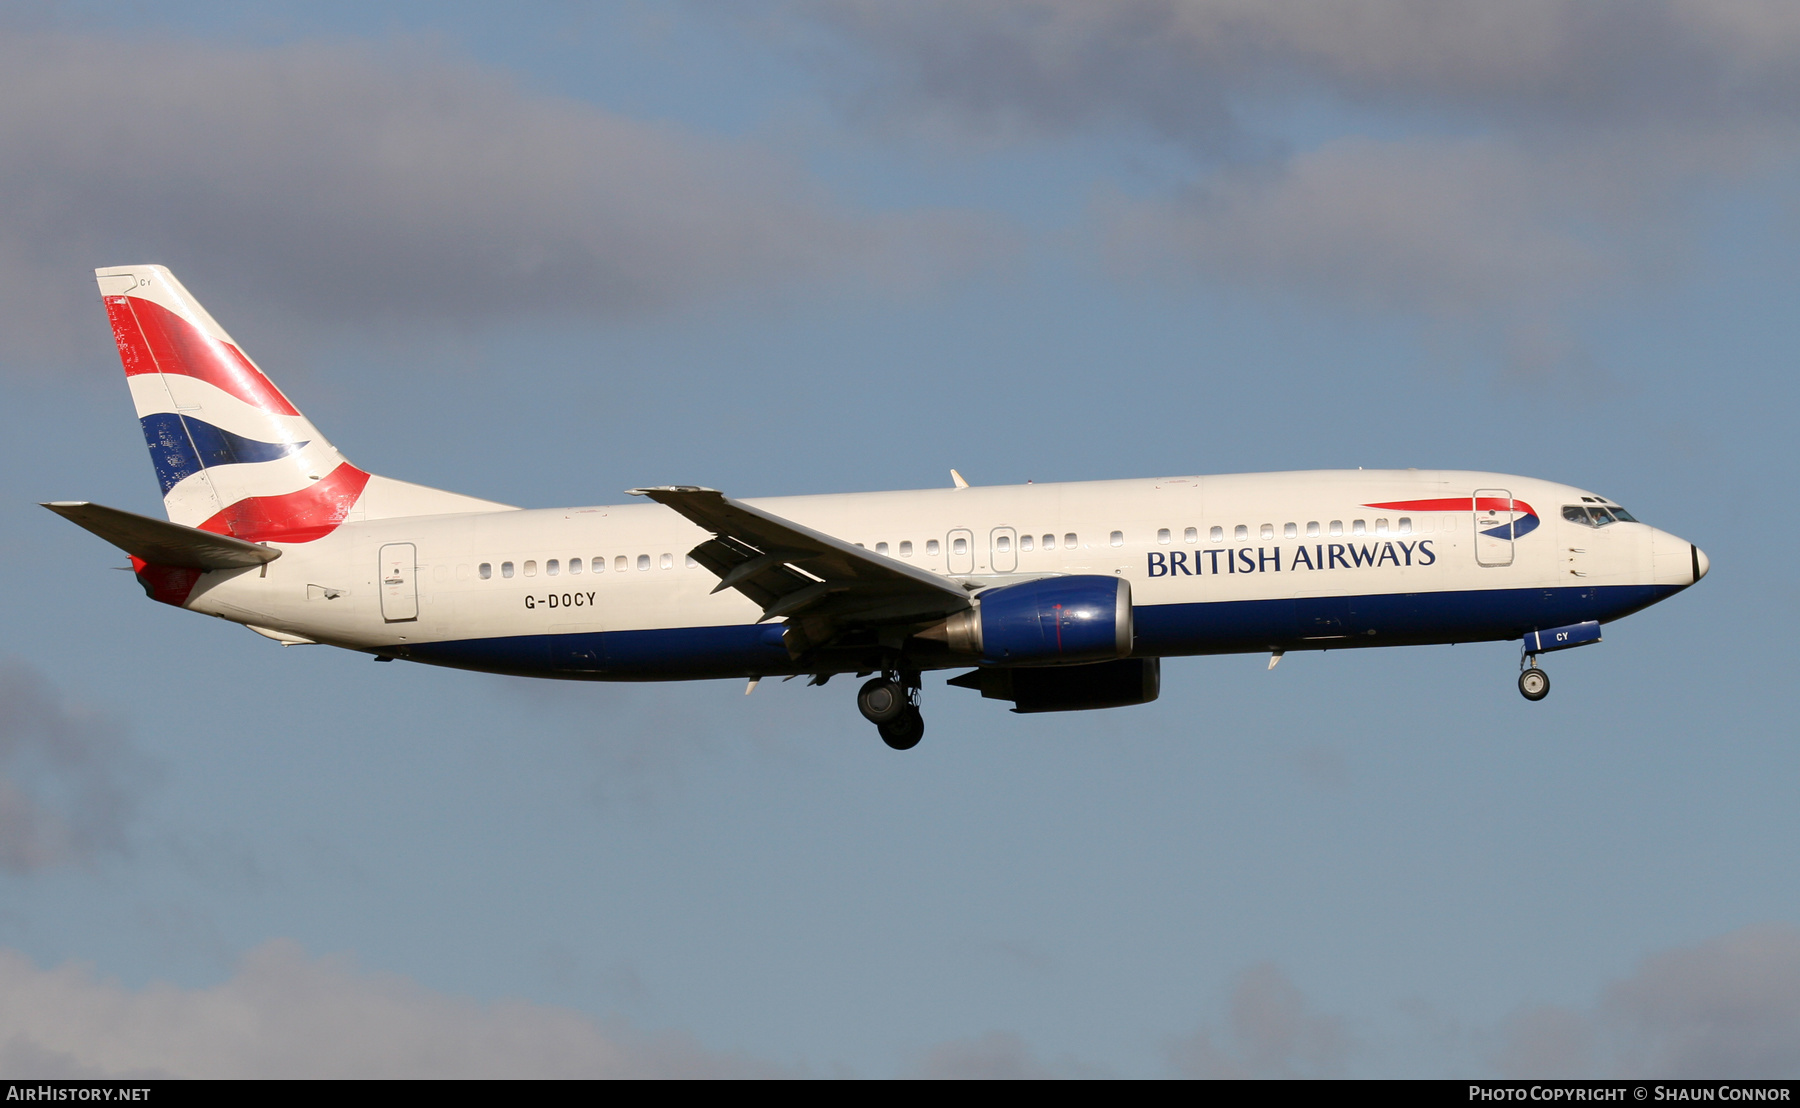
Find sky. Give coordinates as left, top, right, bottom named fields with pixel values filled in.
left=1, top=0, right=1797, bottom=1079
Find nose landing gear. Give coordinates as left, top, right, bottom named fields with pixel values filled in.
left=1516, top=621, right=1603, bottom=701
left=1518, top=662, right=1550, bottom=701
left=859, top=673, right=924, bottom=750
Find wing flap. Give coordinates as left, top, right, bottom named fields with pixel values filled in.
left=43, top=501, right=281, bottom=569
left=631, top=486, right=969, bottom=627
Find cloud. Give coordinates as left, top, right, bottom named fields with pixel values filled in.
left=1490, top=924, right=1800, bottom=1078
left=0, top=938, right=786, bottom=1078
left=785, top=1, right=1800, bottom=366
left=791, top=0, right=1800, bottom=146
left=1167, top=962, right=1351, bottom=1078
left=0, top=28, right=1000, bottom=365
left=907, top=1030, right=1103, bottom=1079
left=0, top=659, right=149, bottom=873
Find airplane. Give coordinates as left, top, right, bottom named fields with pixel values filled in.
left=46, top=266, right=1709, bottom=750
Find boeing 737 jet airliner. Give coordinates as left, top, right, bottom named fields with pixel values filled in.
left=47, top=267, right=1708, bottom=749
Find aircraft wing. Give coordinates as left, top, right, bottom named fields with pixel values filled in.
left=43, top=500, right=281, bottom=569
left=629, top=487, right=971, bottom=635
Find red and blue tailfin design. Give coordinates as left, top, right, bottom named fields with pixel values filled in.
left=98, top=265, right=370, bottom=543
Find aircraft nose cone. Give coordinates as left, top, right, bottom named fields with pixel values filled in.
left=1693, top=544, right=1709, bottom=582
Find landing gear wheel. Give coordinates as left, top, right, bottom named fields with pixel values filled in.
left=857, top=678, right=906, bottom=725
left=1518, top=667, right=1550, bottom=701
left=878, top=707, right=924, bottom=750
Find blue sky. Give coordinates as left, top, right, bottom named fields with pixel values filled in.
left=1, top=1, right=1796, bottom=1078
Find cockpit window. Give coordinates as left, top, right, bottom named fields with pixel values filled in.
left=1564, top=504, right=1638, bottom=527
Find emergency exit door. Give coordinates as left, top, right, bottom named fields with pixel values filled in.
left=946, top=528, right=975, bottom=574
left=379, top=543, right=418, bottom=622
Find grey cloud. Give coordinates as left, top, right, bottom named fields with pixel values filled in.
left=0, top=659, right=149, bottom=873
left=1098, top=135, right=1646, bottom=370
left=1491, top=924, right=1800, bottom=1078
left=1604, top=923, right=1800, bottom=1077
left=0, top=30, right=1001, bottom=365
left=792, top=0, right=1800, bottom=147
left=785, top=1, right=1800, bottom=367
left=1168, top=962, right=1350, bottom=1078
left=0, top=938, right=787, bottom=1078
left=908, top=1030, right=1103, bottom=1079
left=1489, top=1005, right=1594, bottom=1078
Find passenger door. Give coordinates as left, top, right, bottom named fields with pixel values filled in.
left=1473, top=489, right=1515, bottom=567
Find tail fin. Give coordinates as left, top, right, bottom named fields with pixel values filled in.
left=97, top=266, right=510, bottom=542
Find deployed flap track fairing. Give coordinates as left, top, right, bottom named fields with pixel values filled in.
left=48, top=265, right=1710, bottom=750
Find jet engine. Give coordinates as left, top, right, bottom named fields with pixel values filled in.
left=925, top=575, right=1132, bottom=665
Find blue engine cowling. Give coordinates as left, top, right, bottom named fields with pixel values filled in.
left=935, top=576, right=1134, bottom=665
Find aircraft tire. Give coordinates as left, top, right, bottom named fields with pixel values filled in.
left=878, top=708, right=924, bottom=750
left=858, top=678, right=908, bottom=725
left=1518, top=667, right=1550, bottom=701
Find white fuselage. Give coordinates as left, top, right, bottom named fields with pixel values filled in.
left=174, top=469, right=1702, bottom=681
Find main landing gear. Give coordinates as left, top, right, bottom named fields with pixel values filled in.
left=858, top=673, right=924, bottom=750
left=1518, top=655, right=1550, bottom=701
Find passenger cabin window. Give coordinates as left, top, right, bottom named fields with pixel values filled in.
left=501, top=561, right=514, bottom=578
left=1041, top=534, right=1055, bottom=550
left=996, top=535, right=1011, bottom=553
left=547, top=559, right=560, bottom=576
left=1352, top=520, right=1366, bottom=536
left=1329, top=521, right=1343, bottom=536
left=568, top=558, right=581, bottom=575
left=1110, top=531, right=1124, bottom=547
left=524, top=560, right=538, bottom=577
left=1210, top=526, right=1223, bottom=542
left=1184, top=527, right=1198, bottom=543
left=615, top=556, right=628, bottom=572
left=952, top=537, right=968, bottom=555
left=1398, top=517, right=1412, bottom=534
left=1020, top=535, right=1033, bottom=552
left=686, top=555, right=698, bottom=567
left=900, top=541, right=914, bottom=557
left=1375, top=519, right=1388, bottom=535
left=1260, top=524, right=1274, bottom=540
left=1307, top=521, right=1320, bottom=537
left=1234, top=525, right=1248, bottom=541
left=876, top=542, right=889, bottom=555
left=1157, top=528, right=1171, bottom=545
left=927, top=540, right=940, bottom=556
left=1065, top=533, right=1078, bottom=548
left=660, top=553, right=673, bottom=569
left=1284, top=523, right=1297, bottom=538
left=479, top=562, right=492, bottom=580
left=637, top=555, right=650, bottom=571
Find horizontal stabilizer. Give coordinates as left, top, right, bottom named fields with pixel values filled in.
left=43, top=501, right=281, bottom=569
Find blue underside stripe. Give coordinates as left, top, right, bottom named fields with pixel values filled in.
left=140, top=412, right=308, bottom=495
left=396, top=583, right=1684, bottom=681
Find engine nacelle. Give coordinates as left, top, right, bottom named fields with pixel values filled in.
left=948, top=657, right=1161, bottom=713
left=930, top=576, right=1133, bottom=665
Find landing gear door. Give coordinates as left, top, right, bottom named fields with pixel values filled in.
left=379, top=542, right=418, bottom=622
left=947, top=528, right=975, bottom=574
left=1474, top=489, right=1515, bottom=567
